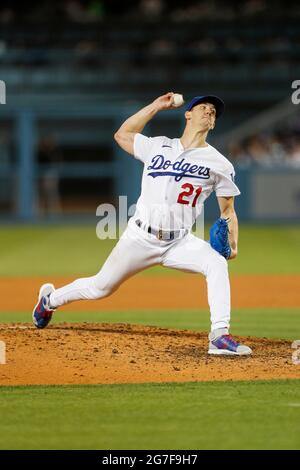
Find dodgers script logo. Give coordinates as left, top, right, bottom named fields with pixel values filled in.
left=147, top=155, right=210, bottom=182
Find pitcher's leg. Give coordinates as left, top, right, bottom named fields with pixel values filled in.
left=204, top=253, right=230, bottom=330
left=49, top=227, right=160, bottom=308
left=161, top=234, right=230, bottom=330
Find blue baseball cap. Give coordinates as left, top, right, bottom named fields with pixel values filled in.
left=186, top=95, right=225, bottom=119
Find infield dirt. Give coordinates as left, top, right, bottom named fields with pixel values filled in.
left=0, top=323, right=299, bottom=385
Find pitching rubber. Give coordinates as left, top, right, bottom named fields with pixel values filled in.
left=208, top=348, right=252, bottom=356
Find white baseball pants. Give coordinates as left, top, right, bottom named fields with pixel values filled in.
left=49, top=220, right=231, bottom=331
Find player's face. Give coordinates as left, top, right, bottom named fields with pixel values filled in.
left=189, top=102, right=216, bottom=131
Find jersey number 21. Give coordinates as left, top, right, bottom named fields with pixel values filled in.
left=177, top=183, right=202, bottom=207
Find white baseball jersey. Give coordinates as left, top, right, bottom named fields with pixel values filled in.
left=130, top=133, right=240, bottom=231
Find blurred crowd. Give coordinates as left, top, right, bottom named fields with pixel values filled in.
left=0, top=0, right=300, bottom=24
left=0, top=16, right=298, bottom=69
left=0, top=1, right=298, bottom=70
left=0, top=34, right=295, bottom=68
left=228, top=121, right=300, bottom=168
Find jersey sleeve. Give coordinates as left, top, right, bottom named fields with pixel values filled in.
left=214, top=166, right=241, bottom=197
left=133, top=133, right=163, bottom=164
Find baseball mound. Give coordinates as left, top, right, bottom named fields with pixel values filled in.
left=0, top=323, right=299, bottom=385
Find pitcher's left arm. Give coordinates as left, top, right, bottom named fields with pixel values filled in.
left=217, top=196, right=238, bottom=260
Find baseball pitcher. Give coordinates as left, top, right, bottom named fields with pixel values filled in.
left=33, top=92, right=252, bottom=356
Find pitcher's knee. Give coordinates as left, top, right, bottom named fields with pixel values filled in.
left=89, top=276, right=115, bottom=299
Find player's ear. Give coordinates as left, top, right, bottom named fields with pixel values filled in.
left=185, top=111, right=192, bottom=121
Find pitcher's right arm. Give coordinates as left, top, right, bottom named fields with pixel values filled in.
left=114, top=92, right=175, bottom=156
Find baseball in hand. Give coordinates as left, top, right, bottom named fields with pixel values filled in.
left=171, top=93, right=184, bottom=108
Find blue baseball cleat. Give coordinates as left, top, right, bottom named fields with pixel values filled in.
left=208, top=329, right=252, bottom=356
left=32, top=283, right=56, bottom=329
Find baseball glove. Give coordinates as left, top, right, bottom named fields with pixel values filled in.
left=209, top=218, right=231, bottom=259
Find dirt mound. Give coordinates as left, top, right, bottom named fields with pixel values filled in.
left=0, top=323, right=299, bottom=385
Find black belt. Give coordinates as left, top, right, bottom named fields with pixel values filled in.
left=135, top=219, right=187, bottom=241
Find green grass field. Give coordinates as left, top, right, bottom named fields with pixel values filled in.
left=1, top=381, right=300, bottom=450
left=0, top=225, right=299, bottom=450
left=0, top=224, right=299, bottom=276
